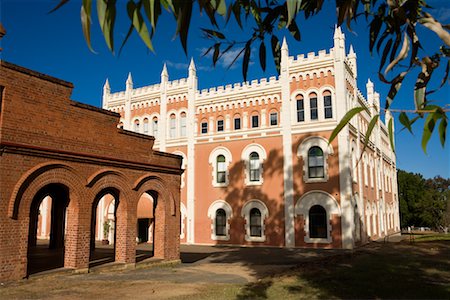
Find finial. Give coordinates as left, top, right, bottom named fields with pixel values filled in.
left=161, top=63, right=168, bottom=77
left=281, top=37, right=288, bottom=51
left=103, top=78, right=110, bottom=90
left=189, top=58, right=196, bottom=71
left=349, top=44, right=355, bottom=56
left=126, top=72, right=133, bottom=85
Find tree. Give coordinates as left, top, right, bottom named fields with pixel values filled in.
left=398, top=169, right=449, bottom=229
left=50, top=0, right=449, bottom=152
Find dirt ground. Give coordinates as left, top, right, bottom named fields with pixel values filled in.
left=3, top=236, right=445, bottom=300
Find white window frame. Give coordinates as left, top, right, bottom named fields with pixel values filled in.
left=297, top=136, right=334, bottom=183
left=143, top=117, right=149, bottom=134
left=180, top=112, right=187, bottom=137
left=241, top=143, right=267, bottom=186
left=207, top=200, right=233, bottom=241
left=241, top=200, right=269, bottom=242
left=295, top=191, right=341, bottom=244
left=208, top=147, right=232, bottom=187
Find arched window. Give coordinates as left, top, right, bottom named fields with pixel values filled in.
left=134, top=119, right=140, bottom=132
left=143, top=118, right=149, bottom=134
left=169, top=113, right=176, bottom=138
left=180, top=112, right=187, bottom=137
left=250, top=208, right=262, bottom=237
left=296, top=95, right=305, bottom=122
left=216, top=155, right=226, bottom=183
left=308, top=147, right=324, bottom=178
left=152, top=117, right=158, bottom=137
left=323, top=90, right=333, bottom=119
left=309, top=92, right=318, bottom=120
left=215, top=209, right=226, bottom=236
left=309, top=205, right=327, bottom=238
left=249, top=152, right=260, bottom=182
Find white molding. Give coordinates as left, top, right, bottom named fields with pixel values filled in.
left=297, top=136, right=334, bottom=183
left=208, top=146, right=233, bottom=187
left=180, top=203, right=186, bottom=240
left=295, top=191, right=340, bottom=244
left=241, top=199, right=269, bottom=242
left=207, top=200, right=233, bottom=241
left=241, top=143, right=267, bottom=186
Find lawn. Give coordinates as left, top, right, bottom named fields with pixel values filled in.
left=186, top=239, right=450, bottom=299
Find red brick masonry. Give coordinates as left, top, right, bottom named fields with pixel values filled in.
left=0, top=61, right=183, bottom=281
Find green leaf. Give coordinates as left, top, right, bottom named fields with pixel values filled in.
left=399, top=112, right=413, bottom=134
left=143, top=0, right=162, bottom=32
left=175, top=0, right=193, bottom=55
left=287, top=20, right=301, bottom=41
left=271, top=35, right=281, bottom=74
left=422, top=112, right=438, bottom=153
left=360, top=114, right=380, bottom=159
left=216, top=0, right=227, bottom=16
left=259, top=41, right=266, bottom=72
left=81, top=0, right=94, bottom=52
left=48, top=0, right=70, bottom=13
left=385, top=33, right=409, bottom=75
left=438, top=117, right=447, bottom=147
left=232, top=1, right=242, bottom=29
left=329, top=107, right=366, bottom=144
left=213, top=43, right=220, bottom=66
left=242, top=40, right=251, bottom=82
left=388, top=117, right=395, bottom=153
left=286, top=0, right=301, bottom=27
left=127, top=1, right=154, bottom=52
left=201, top=28, right=225, bottom=39
left=97, top=0, right=116, bottom=52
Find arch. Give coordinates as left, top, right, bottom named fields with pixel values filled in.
left=241, top=143, right=267, bottom=185
left=241, top=199, right=269, bottom=242
left=86, top=169, right=128, bottom=188
left=208, top=146, right=233, bottom=187
left=8, top=162, right=84, bottom=219
left=297, top=136, right=334, bottom=183
left=133, top=175, right=176, bottom=216
left=207, top=200, right=233, bottom=241
left=295, top=191, right=341, bottom=243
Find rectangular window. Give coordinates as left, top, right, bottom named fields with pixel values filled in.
left=170, top=118, right=176, bottom=138
left=310, top=97, right=318, bottom=120
left=143, top=121, right=149, bottom=134
left=180, top=116, right=187, bottom=137
left=201, top=122, right=208, bottom=134
left=270, top=112, right=278, bottom=126
left=250, top=215, right=262, bottom=237
left=324, top=95, right=333, bottom=119
left=217, top=120, right=224, bottom=132
left=217, top=161, right=226, bottom=183
left=296, top=99, right=304, bottom=122
left=251, top=115, right=259, bottom=128
left=249, top=160, right=260, bottom=182
left=234, top=118, right=241, bottom=130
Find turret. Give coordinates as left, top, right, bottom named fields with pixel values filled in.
left=126, top=72, right=133, bottom=90
left=333, top=26, right=346, bottom=62
left=102, top=79, right=110, bottom=108
left=281, top=37, right=289, bottom=70
left=347, top=44, right=357, bottom=78
left=161, top=63, right=168, bottom=83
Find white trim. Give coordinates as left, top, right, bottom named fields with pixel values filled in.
left=207, top=200, right=233, bottom=241
left=295, top=191, right=341, bottom=244
left=297, top=136, right=334, bottom=183
left=241, top=143, right=267, bottom=186
left=208, top=146, right=232, bottom=187
left=172, top=151, right=187, bottom=189
left=180, top=202, right=186, bottom=239
left=241, top=199, right=269, bottom=242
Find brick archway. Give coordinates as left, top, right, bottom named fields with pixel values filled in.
left=6, top=164, right=88, bottom=278
left=133, top=176, right=180, bottom=260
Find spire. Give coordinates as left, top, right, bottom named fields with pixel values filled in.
left=348, top=44, right=356, bottom=57
left=126, top=72, right=133, bottom=89
left=189, top=58, right=196, bottom=72
left=161, top=63, right=168, bottom=78
left=333, top=25, right=343, bottom=39
left=281, top=37, right=288, bottom=51
left=103, top=78, right=110, bottom=92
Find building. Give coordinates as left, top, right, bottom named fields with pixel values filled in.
left=100, top=27, right=400, bottom=250
left=0, top=60, right=183, bottom=281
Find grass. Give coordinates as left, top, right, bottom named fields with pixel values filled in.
left=409, top=233, right=450, bottom=242
left=182, top=240, right=450, bottom=299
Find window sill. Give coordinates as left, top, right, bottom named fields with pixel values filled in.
left=211, top=235, right=230, bottom=241
left=245, top=180, right=263, bottom=186
left=304, top=177, right=328, bottom=184
left=212, top=182, right=228, bottom=188
left=245, top=235, right=266, bottom=242
left=304, top=237, right=332, bottom=244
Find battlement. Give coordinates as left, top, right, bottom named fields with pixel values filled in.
left=198, top=76, right=279, bottom=98
left=288, top=48, right=334, bottom=65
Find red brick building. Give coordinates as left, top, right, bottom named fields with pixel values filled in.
left=0, top=61, right=183, bottom=281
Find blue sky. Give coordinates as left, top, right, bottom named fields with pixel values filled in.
left=1, top=0, right=449, bottom=179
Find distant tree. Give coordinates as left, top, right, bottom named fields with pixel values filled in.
left=50, top=0, right=449, bottom=152
left=398, top=170, right=449, bottom=229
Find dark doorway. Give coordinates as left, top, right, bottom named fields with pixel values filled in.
left=137, top=218, right=150, bottom=243
left=27, top=184, right=69, bottom=276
